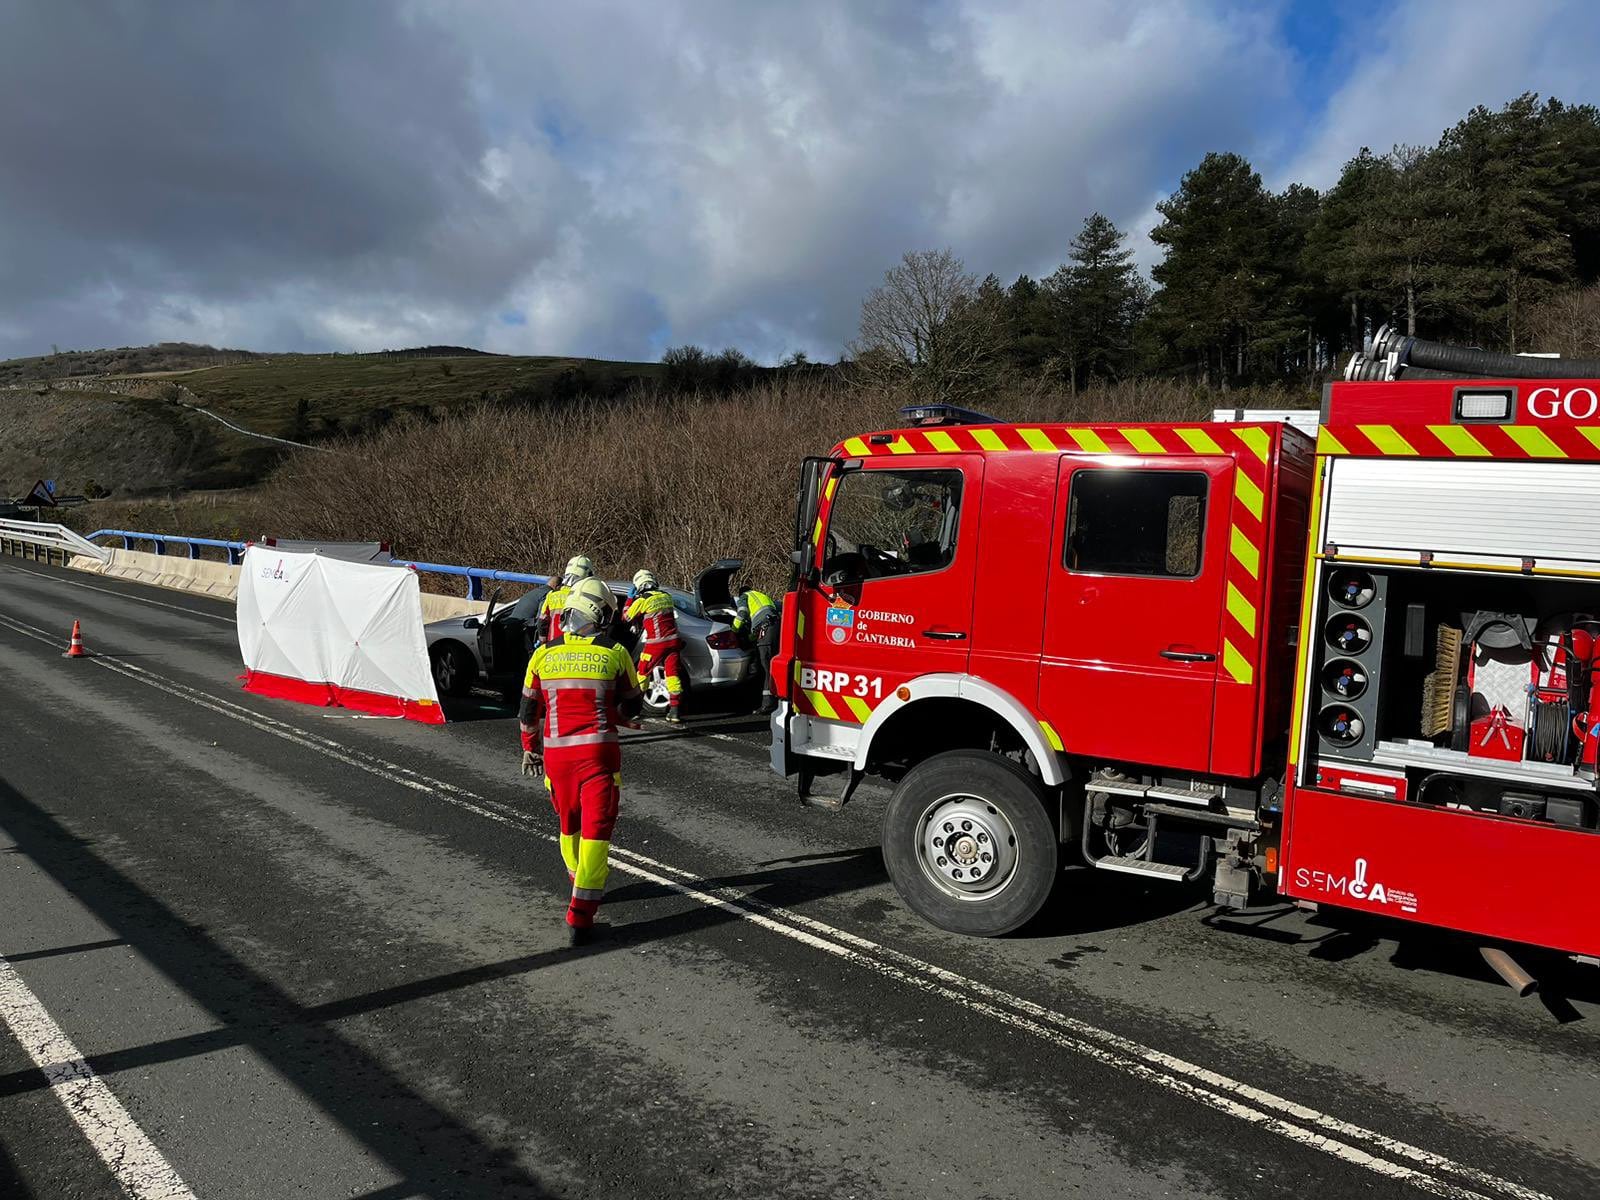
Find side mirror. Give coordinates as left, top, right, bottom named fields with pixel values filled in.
left=462, top=617, right=481, bottom=629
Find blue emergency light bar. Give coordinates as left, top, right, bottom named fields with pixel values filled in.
left=898, top=403, right=1004, bottom=427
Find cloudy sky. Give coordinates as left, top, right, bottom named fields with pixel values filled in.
left=2, top=0, right=1598, bottom=364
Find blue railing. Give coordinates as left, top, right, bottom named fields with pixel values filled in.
left=389, top=561, right=550, bottom=599
left=85, top=529, right=547, bottom=599
left=89, top=528, right=249, bottom=563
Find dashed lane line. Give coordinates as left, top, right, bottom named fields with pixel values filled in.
left=0, top=956, right=196, bottom=1199
left=0, top=609, right=1555, bottom=1200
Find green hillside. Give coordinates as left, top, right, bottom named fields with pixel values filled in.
left=0, top=347, right=664, bottom=496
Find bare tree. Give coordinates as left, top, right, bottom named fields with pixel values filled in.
left=1528, top=284, right=1600, bottom=358
left=850, top=249, right=999, bottom=403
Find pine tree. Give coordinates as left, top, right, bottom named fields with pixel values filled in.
left=1148, top=153, right=1279, bottom=384
left=1046, top=213, right=1146, bottom=390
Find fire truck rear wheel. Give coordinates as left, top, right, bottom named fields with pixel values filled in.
left=882, top=751, right=1058, bottom=937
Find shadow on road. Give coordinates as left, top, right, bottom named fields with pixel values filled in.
left=0, top=777, right=894, bottom=1195
left=0, top=772, right=557, bottom=1198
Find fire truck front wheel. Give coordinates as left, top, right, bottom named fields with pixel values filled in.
left=882, top=751, right=1058, bottom=937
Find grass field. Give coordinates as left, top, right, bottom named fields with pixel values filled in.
left=149, top=354, right=663, bottom=440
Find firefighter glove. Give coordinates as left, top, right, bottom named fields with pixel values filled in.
left=521, top=749, right=543, bottom=778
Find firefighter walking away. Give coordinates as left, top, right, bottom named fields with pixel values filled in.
left=625, top=569, right=685, bottom=722
left=535, top=554, right=595, bottom=647
left=735, top=584, right=779, bottom=714
left=520, top=576, right=642, bottom=945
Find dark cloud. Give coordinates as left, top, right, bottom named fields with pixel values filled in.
left=0, top=1, right=1595, bottom=363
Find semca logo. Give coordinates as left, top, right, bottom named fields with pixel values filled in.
left=259, top=558, right=288, bottom=581
left=1293, top=857, right=1418, bottom=914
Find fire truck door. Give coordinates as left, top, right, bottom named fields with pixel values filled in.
left=1039, top=456, right=1234, bottom=773
left=800, top=457, right=981, bottom=716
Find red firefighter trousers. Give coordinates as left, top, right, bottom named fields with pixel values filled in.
left=635, top=644, right=684, bottom=708
left=544, top=744, right=621, bottom=928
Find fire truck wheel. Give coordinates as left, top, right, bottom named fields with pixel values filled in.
left=882, top=751, right=1058, bottom=937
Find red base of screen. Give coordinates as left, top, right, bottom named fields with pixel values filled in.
left=242, top=670, right=445, bottom=725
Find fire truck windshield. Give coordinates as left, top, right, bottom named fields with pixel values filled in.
left=822, top=468, right=963, bottom=584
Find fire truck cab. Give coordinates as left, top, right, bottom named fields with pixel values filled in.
left=772, top=384, right=1600, bottom=959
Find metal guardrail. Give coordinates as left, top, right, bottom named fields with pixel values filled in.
left=81, top=529, right=549, bottom=600
left=88, top=528, right=250, bottom=564
left=0, top=519, right=112, bottom=563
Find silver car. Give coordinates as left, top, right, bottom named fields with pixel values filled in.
left=424, top=560, right=751, bottom=714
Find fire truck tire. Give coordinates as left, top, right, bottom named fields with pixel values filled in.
left=882, top=751, right=1058, bottom=937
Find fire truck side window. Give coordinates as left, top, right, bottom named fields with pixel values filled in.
left=822, top=468, right=963, bottom=584
left=1064, top=470, right=1207, bottom=579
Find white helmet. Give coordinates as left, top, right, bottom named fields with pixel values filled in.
left=563, top=576, right=615, bottom=631
left=562, top=555, right=595, bottom=587
left=632, top=569, right=658, bottom=593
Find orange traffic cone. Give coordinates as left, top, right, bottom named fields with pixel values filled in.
left=63, top=620, right=86, bottom=659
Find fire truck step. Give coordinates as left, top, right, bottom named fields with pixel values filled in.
left=1091, top=855, right=1192, bottom=882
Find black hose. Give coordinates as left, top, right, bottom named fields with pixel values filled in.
left=1403, top=336, right=1600, bottom=379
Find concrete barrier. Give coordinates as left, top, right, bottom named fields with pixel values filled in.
left=67, top=547, right=489, bottom=620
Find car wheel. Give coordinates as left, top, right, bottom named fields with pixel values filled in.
left=882, top=750, right=1058, bottom=937
left=640, top=665, right=686, bottom=716
left=430, top=642, right=476, bottom=699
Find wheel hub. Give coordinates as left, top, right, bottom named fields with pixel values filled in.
left=916, top=794, right=1017, bottom=899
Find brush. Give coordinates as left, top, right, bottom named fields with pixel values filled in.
left=1420, top=625, right=1464, bottom=738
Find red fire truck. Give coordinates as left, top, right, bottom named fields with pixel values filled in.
left=770, top=358, right=1600, bottom=976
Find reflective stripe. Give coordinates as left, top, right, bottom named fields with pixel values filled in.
left=544, top=731, right=619, bottom=748
left=546, top=677, right=611, bottom=692
left=1176, top=428, right=1224, bottom=455
left=572, top=886, right=605, bottom=901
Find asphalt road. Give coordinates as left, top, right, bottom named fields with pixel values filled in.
left=1, top=556, right=1598, bottom=1200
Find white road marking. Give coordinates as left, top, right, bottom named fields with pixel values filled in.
left=0, top=561, right=235, bottom=624
left=0, top=607, right=1554, bottom=1200
left=0, top=956, right=196, bottom=1199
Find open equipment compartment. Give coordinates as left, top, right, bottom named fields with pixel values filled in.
left=1303, top=559, right=1600, bottom=830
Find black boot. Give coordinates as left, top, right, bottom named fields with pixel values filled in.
left=567, top=924, right=593, bottom=948
left=757, top=695, right=776, bottom=715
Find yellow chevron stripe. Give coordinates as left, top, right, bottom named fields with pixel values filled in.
left=1065, top=428, right=1111, bottom=453
left=825, top=476, right=838, bottom=499
left=793, top=659, right=803, bottom=685
left=1230, top=525, right=1260, bottom=578
left=973, top=428, right=1006, bottom=451
left=805, top=690, right=839, bottom=720
left=1317, top=428, right=1349, bottom=455
left=1579, top=427, right=1600, bottom=453
left=812, top=516, right=824, bottom=542
left=1225, top=581, right=1257, bottom=636
left=1019, top=427, right=1057, bottom=452
left=1358, top=424, right=1416, bottom=455
left=1234, top=470, right=1264, bottom=521
left=1038, top=720, right=1064, bottom=752
left=842, top=437, right=869, bottom=457
left=886, top=436, right=914, bottom=455
left=1504, top=425, right=1566, bottom=458
left=1176, top=428, right=1224, bottom=455
left=1222, top=640, right=1254, bottom=685
left=1235, top=426, right=1271, bottom=463
left=926, top=429, right=960, bottom=453
left=1123, top=427, right=1164, bottom=454
left=1427, top=424, right=1490, bottom=456
left=796, top=612, right=806, bottom=639
left=843, top=696, right=872, bottom=723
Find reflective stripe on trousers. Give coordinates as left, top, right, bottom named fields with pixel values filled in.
left=545, top=750, right=621, bottom=929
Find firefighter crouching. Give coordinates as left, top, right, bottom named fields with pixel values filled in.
left=520, top=576, right=642, bottom=945
left=735, top=585, right=779, bottom=715
left=624, top=569, right=684, bottom=723
left=535, top=554, right=595, bottom=647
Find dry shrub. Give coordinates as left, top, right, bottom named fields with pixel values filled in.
left=243, top=375, right=1312, bottom=594
left=1529, top=285, right=1600, bottom=360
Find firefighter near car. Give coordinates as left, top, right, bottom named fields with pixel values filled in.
left=625, top=569, right=685, bottom=723
left=519, top=576, right=643, bottom=945
left=770, top=358, right=1600, bottom=989
left=535, top=554, right=595, bottom=647
left=734, top=585, right=779, bottom=714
